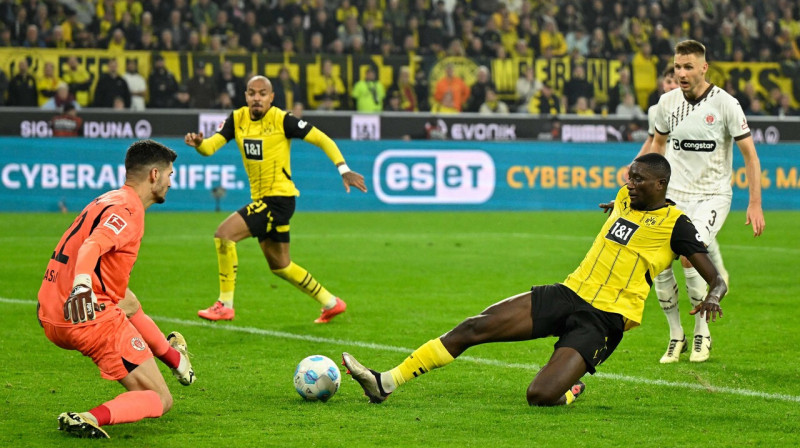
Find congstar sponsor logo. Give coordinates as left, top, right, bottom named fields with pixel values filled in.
left=675, top=140, right=717, bottom=151
left=373, top=150, right=495, bottom=204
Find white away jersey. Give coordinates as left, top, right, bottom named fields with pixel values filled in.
left=647, top=104, right=657, bottom=136
left=653, top=84, right=751, bottom=200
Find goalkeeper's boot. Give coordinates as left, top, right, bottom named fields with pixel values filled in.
left=57, top=412, right=109, bottom=439
left=167, top=331, right=195, bottom=386
left=342, top=352, right=391, bottom=403
left=198, top=300, right=235, bottom=321
left=659, top=335, right=687, bottom=364
left=314, top=297, right=347, bottom=324
left=689, top=335, right=712, bottom=362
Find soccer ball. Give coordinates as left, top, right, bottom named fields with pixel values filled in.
left=293, top=355, right=341, bottom=402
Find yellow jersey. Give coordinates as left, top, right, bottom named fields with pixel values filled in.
left=198, top=106, right=345, bottom=200
left=562, top=187, right=707, bottom=330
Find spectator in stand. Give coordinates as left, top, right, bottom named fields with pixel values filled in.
left=0, top=68, right=7, bottom=106
left=159, top=29, right=178, bottom=51
left=724, top=80, right=750, bottom=115
left=775, top=95, right=800, bottom=117
left=214, top=91, right=234, bottom=110
left=516, top=63, right=543, bottom=113
left=528, top=82, right=560, bottom=116
left=50, top=102, right=83, bottom=137
left=48, top=25, right=70, bottom=48
left=8, top=58, right=38, bottom=106
left=352, top=65, right=385, bottom=112
left=42, top=82, right=80, bottom=111
left=309, top=9, right=337, bottom=48
left=433, top=63, right=469, bottom=112
left=466, top=66, right=495, bottom=113
left=309, top=59, right=345, bottom=110
left=22, top=24, right=46, bottom=47
left=609, top=66, right=634, bottom=112
left=104, top=28, right=127, bottom=51
left=216, top=61, right=246, bottom=108
left=414, top=67, right=430, bottom=112
left=192, top=0, right=218, bottom=29
left=337, top=13, right=364, bottom=52
left=481, top=14, right=502, bottom=57
left=165, top=10, right=189, bottom=48
left=615, top=92, right=645, bottom=119
left=291, top=101, right=304, bottom=118
left=173, top=84, right=191, bottom=108
left=36, top=61, right=62, bottom=106
left=386, top=66, right=418, bottom=112
left=746, top=98, right=767, bottom=116
left=479, top=87, right=509, bottom=114
left=431, top=90, right=459, bottom=114
left=93, top=59, right=130, bottom=108
left=272, top=66, right=299, bottom=111
left=187, top=61, right=218, bottom=109
left=540, top=17, right=567, bottom=57
left=562, top=65, right=594, bottom=113
left=185, top=30, right=205, bottom=52
left=123, top=58, right=147, bottom=111
left=1, top=28, right=14, bottom=47
left=147, top=55, right=178, bottom=108
left=574, top=96, right=595, bottom=116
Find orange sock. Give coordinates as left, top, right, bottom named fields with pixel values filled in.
left=128, top=308, right=179, bottom=369
left=97, top=390, right=163, bottom=425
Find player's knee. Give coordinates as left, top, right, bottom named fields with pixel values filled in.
left=526, top=384, right=561, bottom=406
left=159, top=390, right=174, bottom=415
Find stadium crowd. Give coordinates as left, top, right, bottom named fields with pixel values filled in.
left=0, top=0, right=799, bottom=117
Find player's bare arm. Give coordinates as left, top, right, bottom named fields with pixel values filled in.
left=184, top=132, right=204, bottom=148
left=686, top=251, right=726, bottom=322
left=736, top=136, right=766, bottom=237
left=650, top=132, right=668, bottom=155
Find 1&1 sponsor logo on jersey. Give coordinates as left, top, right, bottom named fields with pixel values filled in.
left=373, top=150, right=495, bottom=204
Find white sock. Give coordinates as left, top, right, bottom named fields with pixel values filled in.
left=684, top=267, right=710, bottom=338
left=655, top=268, right=684, bottom=340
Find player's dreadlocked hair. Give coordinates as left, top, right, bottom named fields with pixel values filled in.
left=634, top=153, right=671, bottom=182
left=125, top=139, right=178, bottom=176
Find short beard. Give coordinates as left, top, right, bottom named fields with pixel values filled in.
left=250, top=108, right=265, bottom=120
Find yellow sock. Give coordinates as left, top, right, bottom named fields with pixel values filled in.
left=389, top=338, right=455, bottom=387
left=271, top=262, right=335, bottom=307
left=564, top=389, right=576, bottom=405
left=215, top=238, right=237, bottom=307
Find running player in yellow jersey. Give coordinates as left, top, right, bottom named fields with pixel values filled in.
left=185, top=76, right=367, bottom=323
left=343, top=153, right=727, bottom=406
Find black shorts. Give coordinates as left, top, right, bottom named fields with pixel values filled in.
left=530, top=283, right=625, bottom=374
left=236, top=196, right=296, bottom=243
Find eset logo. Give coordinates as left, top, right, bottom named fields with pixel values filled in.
left=373, top=150, right=495, bottom=204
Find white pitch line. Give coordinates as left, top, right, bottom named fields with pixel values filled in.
left=6, top=297, right=799, bottom=403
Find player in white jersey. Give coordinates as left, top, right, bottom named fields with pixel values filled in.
left=639, top=67, right=678, bottom=155
left=642, top=40, right=765, bottom=363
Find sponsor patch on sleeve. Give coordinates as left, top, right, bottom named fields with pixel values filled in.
left=103, top=213, right=128, bottom=235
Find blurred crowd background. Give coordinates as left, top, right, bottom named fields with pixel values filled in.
left=1, top=0, right=799, bottom=118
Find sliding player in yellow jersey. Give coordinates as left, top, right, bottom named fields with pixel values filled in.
left=343, top=153, right=727, bottom=406
left=185, top=76, right=367, bottom=323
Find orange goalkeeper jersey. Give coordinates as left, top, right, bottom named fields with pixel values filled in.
left=38, top=185, right=145, bottom=327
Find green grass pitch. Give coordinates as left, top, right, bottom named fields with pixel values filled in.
left=2, top=210, right=799, bottom=447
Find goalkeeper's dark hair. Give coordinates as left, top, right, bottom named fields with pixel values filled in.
left=125, top=139, right=178, bottom=176
left=634, top=153, right=671, bottom=182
